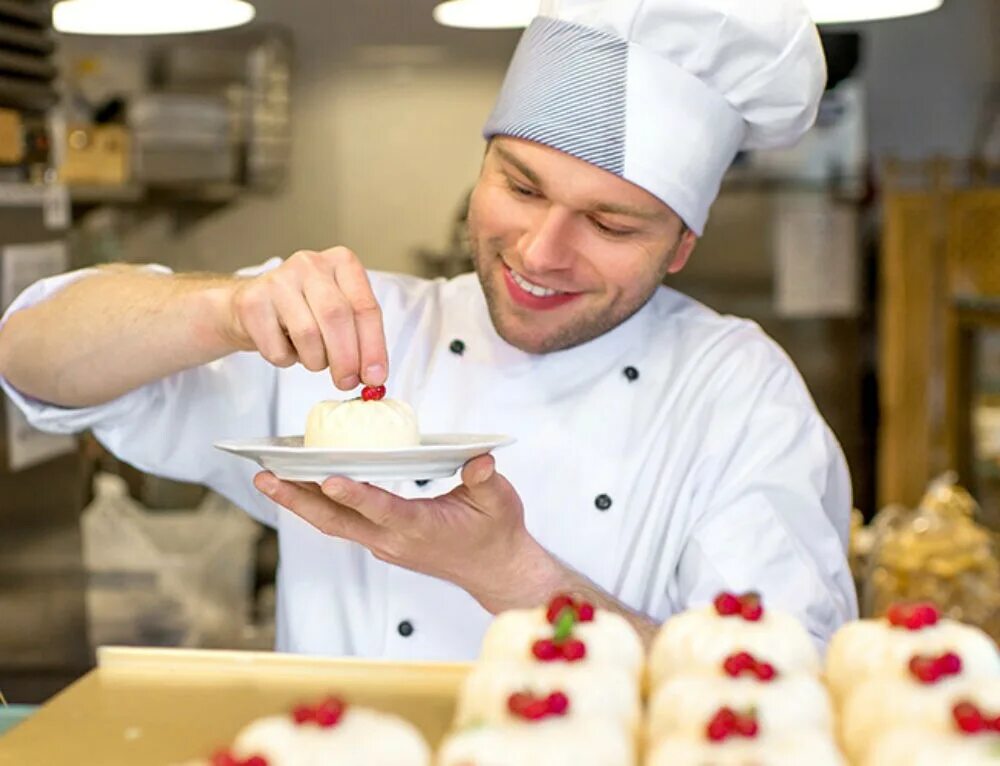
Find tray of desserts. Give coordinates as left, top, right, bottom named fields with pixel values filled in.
left=0, top=592, right=997, bottom=765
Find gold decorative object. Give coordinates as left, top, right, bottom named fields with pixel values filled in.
left=862, top=473, right=1000, bottom=639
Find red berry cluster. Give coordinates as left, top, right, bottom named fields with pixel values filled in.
left=532, top=637, right=587, bottom=662
left=952, top=701, right=1000, bottom=734
left=361, top=385, right=386, bottom=401
left=291, top=696, right=346, bottom=728
left=507, top=690, right=570, bottom=722
left=886, top=602, right=939, bottom=631
left=545, top=594, right=596, bottom=624
left=722, top=651, right=778, bottom=682
left=531, top=595, right=591, bottom=663
left=210, top=753, right=268, bottom=766
left=908, top=652, right=963, bottom=684
left=706, top=707, right=760, bottom=742
left=713, top=592, right=764, bottom=622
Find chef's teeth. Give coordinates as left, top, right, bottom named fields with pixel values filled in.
left=510, top=269, right=564, bottom=297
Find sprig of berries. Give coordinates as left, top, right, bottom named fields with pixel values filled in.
left=361, top=385, right=386, bottom=401
left=886, top=602, right=940, bottom=631
left=952, top=701, right=1000, bottom=734
left=722, top=651, right=778, bottom=682
left=545, top=594, right=595, bottom=624
left=908, top=652, right=963, bottom=684
left=531, top=595, right=590, bottom=663
left=210, top=753, right=268, bottom=766
left=713, top=592, right=764, bottom=622
left=291, top=696, right=346, bottom=728
left=507, top=690, right=570, bottom=722
left=706, top=707, right=760, bottom=742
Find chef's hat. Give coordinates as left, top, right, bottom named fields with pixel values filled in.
left=483, top=0, right=827, bottom=235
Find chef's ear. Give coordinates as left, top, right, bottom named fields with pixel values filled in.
left=666, top=226, right=697, bottom=275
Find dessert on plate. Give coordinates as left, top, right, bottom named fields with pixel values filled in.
left=862, top=701, right=1000, bottom=766
left=303, top=385, right=419, bottom=448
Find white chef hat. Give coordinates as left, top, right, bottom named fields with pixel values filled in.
left=483, top=0, right=827, bottom=235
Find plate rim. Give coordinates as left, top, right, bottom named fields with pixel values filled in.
left=213, top=433, right=515, bottom=458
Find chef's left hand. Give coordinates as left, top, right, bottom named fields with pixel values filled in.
left=253, top=455, right=559, bottom=613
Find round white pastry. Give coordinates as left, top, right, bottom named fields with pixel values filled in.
left=438, top=716, right=634, bottom=766
left=864, top=728, right=1000, bottom=766
left=303, top=397, right=419, bottom=448
left=454, top=660, right=641, bottom=733
left=648, top=605, right=820, bottom=689
left=825, top=618, right=999, bottom=707
left=647, top=673, right=833, bottom=745
left=841, top=677, right=1000, bottom=764
left=478, top=608, right=644, bottom=680
left=231, top=707, right=431, bottom=766
left=646, top=732, right=846, bottom=766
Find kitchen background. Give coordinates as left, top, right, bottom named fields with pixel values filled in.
left=0, top=0, right=997, bottom=709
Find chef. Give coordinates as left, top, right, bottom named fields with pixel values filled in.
left=0, top=0, right=856, bottom=658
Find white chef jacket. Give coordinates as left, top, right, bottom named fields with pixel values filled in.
left=0, top=259, right=858, bottom=659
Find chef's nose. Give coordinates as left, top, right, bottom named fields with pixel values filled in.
left=518, top=206, right=576, bottom=272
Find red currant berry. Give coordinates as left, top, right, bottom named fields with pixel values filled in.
left=953, top=702, right=987, bottom=734
left=546, top=595, right=576, bottom=624
left=754, top=662, right=777, bottom=682
left=561, top=639, right=587, bottom=662
left=546, top=692, right=569, bottom=715
left=735, top=715, right=759, bottom=738
left=210, top=752, right=240, bottom=766
left=908, top=656, right=940, bottom=684
left=532, top=639, right=560, bottom=661
left=723, top=652, right=755, bottom=677
left=242, top=757, right=269, bottom=766
left=361, top=385, right=386, bottom=401
left=577, top=602, right=595, bottom=622
left=936, top=652, right=962, bottom=676
left=291, top=705, right=315, bottom=724
left=713, top=593, right=742, bottom=616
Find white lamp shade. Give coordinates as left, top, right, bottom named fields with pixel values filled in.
left=431, top=0, right=944, bottom=29
left=53, top=0, right=256, bottom=35
left=807, top=0, right=944, bottom=23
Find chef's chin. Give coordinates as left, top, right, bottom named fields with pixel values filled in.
left=472, top=247, right=631, bottom=355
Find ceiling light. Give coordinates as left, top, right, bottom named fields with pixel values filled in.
left=53, top=0, right=256, bottom=36
left=431, top=0, right=944, bottom=29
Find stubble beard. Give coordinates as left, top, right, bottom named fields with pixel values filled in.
left=469, top=231, right=675, bottom=355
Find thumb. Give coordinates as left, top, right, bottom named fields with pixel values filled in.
left=460, top=454, right=521, bottom=515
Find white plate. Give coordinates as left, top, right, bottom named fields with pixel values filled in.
left=214, top=434, right=515, bottom=482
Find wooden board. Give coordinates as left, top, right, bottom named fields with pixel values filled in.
left=0, top=647, right=472, bottom=766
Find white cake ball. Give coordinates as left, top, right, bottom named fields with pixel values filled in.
left=438, top=716, right=634, bottom=766
left=454, top=660, right=641, bottom=733
left=647, top=671, right=833, bottom=745
left=230, top=700, right=430, bottom=766
left=303, top=396, right=419, bottom=448
left=646, top=731, right=846, bottom=766
left=864, top=727, right=1000, bottom=766
left=825, top=605, right=999, bottom=707
left=478, top=598, right=644, bottom=681
left=841, top=677, right=1000, bottom=764
left=647, top=594, right=820, bottom=689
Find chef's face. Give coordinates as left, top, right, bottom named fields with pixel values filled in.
left=468, top=137, right=697, bottom=354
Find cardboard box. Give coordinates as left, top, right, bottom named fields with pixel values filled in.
left=0, top=109, right=23, bottom=165
left=59, top=124, right=131, bottom=186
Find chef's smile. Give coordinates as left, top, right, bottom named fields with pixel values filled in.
left=501, top=260, right=583, bottom=311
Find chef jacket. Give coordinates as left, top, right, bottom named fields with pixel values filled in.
left=0, top=258, right=858, bottom=658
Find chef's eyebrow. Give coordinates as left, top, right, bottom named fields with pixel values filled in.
left=494, top=145, right=542, bottom=187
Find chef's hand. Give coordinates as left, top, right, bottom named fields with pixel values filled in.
left=253, top=455, right=561, bottom=613
left=220, top=247, right=387, bottom=390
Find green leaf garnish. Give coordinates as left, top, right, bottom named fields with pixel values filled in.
left=554, top=607, right=576, bottom=642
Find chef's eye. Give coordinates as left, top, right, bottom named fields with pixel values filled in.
left=505, top=177, right=540, bottom=199
left=590, top=218, right=635, bottom=238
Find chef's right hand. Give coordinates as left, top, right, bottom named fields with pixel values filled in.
left=221, top=247, right=387, bottom=390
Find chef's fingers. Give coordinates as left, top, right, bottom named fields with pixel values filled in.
left=329, top=250, right=388, bottom=386
left=321, top=476, right=406, bottom=529
left=272, top=280, right=329, bottom=373
left=254, top=472, right=381, bottom=546
left=302, top=276, right=361, bottom=390
left=238, top=291, right=298, bottom=368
